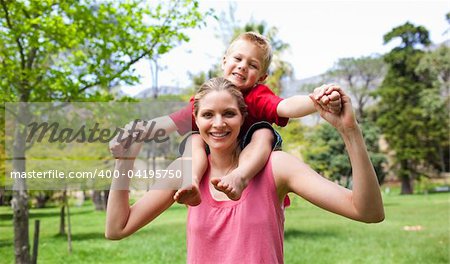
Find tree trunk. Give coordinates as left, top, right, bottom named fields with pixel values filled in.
left=92, top=190, right=106, bottom=211
left=31, top=220, right=40, bottom=264
left=400, top=161, right=413, bottom=194
left=35, top=193, right=48, bottom=208
left=12, top=189, right=30, bottom=264
left=12, top=103, right=31, bottom=263
left=59, top=190, right=66, bottom=235
left=400, top=174, right=413, bottom=194
left=0, top=187, right=4, bottom=206
left=67, top=195, right=72, bottom=254
left=103, top=190, right=109, bottom=209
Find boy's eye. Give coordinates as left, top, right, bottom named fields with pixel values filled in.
left=233, top=56, right=241, bottom=61
left=250, top=64, right=258, bottom=69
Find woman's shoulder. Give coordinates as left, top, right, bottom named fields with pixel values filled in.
left=270, top=151, right=311, bottom=182
left=270, top=151, right=303, bottom=167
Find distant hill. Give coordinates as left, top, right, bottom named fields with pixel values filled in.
left=280, top=75, right=328, bottom=98
left=135, top=85, right=184, bottom=98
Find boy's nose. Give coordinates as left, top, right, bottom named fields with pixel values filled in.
left=237, top=63, right=247, bottom=72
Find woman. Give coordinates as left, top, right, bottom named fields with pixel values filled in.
left=106, top=77, right=384, bottom=263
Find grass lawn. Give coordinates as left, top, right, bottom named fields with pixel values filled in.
left=0, top=191, right=449, bottom=263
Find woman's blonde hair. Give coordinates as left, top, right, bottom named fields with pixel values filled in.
left=193, top=77, right=247, bottom=119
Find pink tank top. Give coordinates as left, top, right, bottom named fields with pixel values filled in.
left=187, top=156, right=285, bottom=263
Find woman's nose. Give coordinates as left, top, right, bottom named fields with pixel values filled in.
left=212, top=116, right=225, bottom=127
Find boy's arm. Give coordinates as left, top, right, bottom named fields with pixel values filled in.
left=277, top=84, right=342, bottom=118
left=277, top=95, right=316, bottom=118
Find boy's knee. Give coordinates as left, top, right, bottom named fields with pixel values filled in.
left=251, top=128, right=275, bottom=143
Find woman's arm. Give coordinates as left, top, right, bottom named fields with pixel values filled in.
left=105, top=160, right=179, bottom=240
left=105, top=142, right=181, bottom=240
left=273, top=87, right=384, bottom=223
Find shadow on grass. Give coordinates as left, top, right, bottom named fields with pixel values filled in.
left=0, top=212, right=13, bottom=224
left=29, top=209, right=92, bottom=220
left=53, top=232, right=106, bottom=241
left=0, top=239, right=13, bottom=249
left=0, top=208, right=96, bottom=228
left=382, top=202, right=399, bottom=207
left=284, top=228, right=339, bottom=241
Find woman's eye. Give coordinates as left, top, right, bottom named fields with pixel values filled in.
left=202, top=112, right=213, bottom=118
left=224, top=111, right=236, bottom=117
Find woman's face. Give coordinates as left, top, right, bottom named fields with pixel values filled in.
left=195, top=90, right=243, bottom=151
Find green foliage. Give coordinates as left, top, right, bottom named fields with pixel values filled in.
left=383, top=22, right=430, bottom=49
left=416, top=44, right=450, bottom=97
left=326, top=55, right=386, bottom=121
left=1, top=2, right=212, bottom=260
left=0, top=0, right=210, bottom=102
left=376, top=22, right=447, bottom=194
left=277, top=120, right=307, bottom=154
left=301, top=122, right=386, bottom=185
left=415, top=45, right=450, bottom=172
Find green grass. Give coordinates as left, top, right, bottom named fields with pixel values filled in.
left=0, top=192, right=449, bottom=264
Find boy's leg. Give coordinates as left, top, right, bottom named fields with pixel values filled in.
left=211, top=122, right=280, bottom=200
left=173, top=133, right=207, bottom=206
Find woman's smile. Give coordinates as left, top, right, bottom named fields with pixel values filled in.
left=209, top=131, right=231, bottom=139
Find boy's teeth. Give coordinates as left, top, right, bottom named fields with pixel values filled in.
left=233, top=73, right=244, bottom=80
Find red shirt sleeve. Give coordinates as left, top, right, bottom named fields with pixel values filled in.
left=244, top=84, right=289, bottom=127
left=168, top=97, right=198, bottom=135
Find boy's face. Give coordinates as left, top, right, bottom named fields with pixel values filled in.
left=222, top=39, right=268, bottom=91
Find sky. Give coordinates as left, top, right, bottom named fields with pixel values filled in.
left=123, top=0, right=449, bottom=96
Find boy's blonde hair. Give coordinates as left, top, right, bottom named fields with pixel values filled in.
left=225, top=32, right=273, bottom=74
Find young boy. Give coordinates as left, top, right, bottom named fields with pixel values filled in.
left=171, top=32, right=341, bottom=205
left=110, top=32, right=341, bottom=205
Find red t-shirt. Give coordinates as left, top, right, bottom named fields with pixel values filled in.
left=169, top=84, right=289, bottom=135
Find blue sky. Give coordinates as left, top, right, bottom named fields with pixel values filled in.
left=124, top=0, right=449, bottom=96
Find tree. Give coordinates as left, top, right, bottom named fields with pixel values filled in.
left=415, top=44, right=450, bottom=173
left=327, top=55, right=386, bottom=121
left=375, top=22, right=433, bottom=194
left=0, top=0, right=210, bottom=262
left=301, top=122, right=386, bottom=187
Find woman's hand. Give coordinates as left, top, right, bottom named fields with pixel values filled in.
left=109, top=120, right=147, bottom=159
left=309, top=85, right=358, bottom=133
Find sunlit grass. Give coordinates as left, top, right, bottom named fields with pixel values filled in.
left=0, top=192, right=449, bottom=263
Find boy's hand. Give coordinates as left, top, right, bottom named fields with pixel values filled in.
left=312, top=84, right=342, bottom=114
